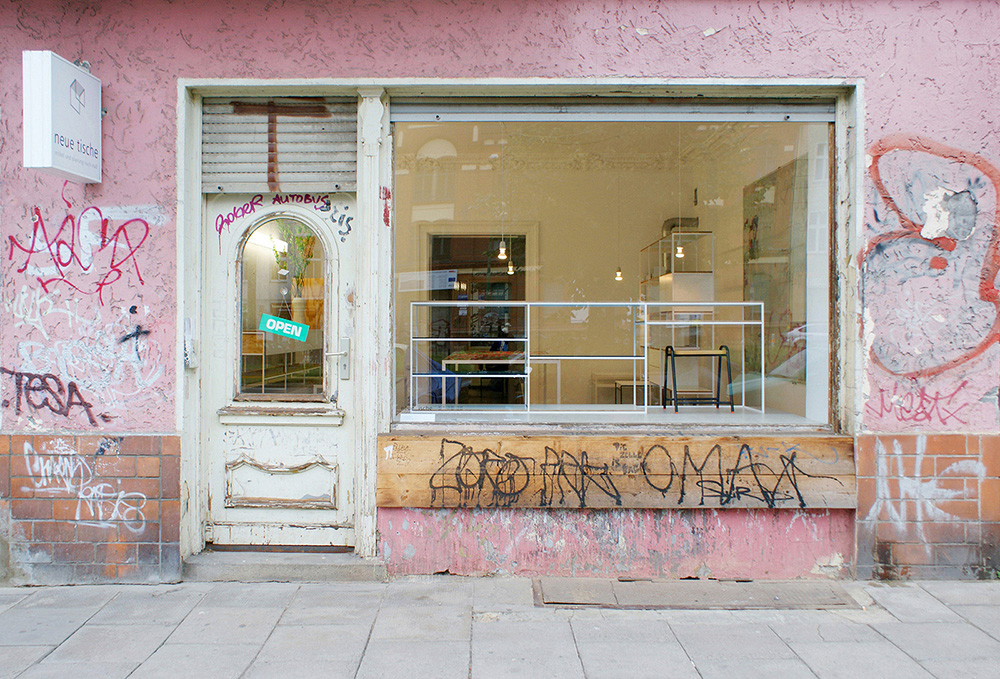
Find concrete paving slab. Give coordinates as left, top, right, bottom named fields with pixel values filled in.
left=769, top=620, right=885, bottom=644
left=382, top=576, right=475, bottom=607
left=829, top=606, right=898, bottom=624
left=864, top=584, right=963, bottom=622
left=291, top=581, right=387, bottom=603
left=278, top=599, right=380, bottom=626
left=574, top=607, right=664, bottom=620
left=257, top=625, right=368, bottom=667
left=255, top=624, right=370, bottom=664
left=538, top=577, right=616, bottom=606
left=872, top=621, right=1000, bottom=660
left=0, top=608, right=91, bottom=646
left=920, top=659, right=1000, bottom=679
left=0, top=589, right=29, bottom=614
left=472, top=633, right=584, bottom=679
left=951, top=604, right=1000, bottom=641
left=195, top=581, right=300, bottom=609
left=840, top=581, right=876, bottom=608
left=242, top=660, right=359, bottom=679
left=88, top=586, right=207, bottom=625
left=128, top=643, right=260, bottom=679
left=918, top=581, right=1000, bottom=606
left=472, top=607, right=577, bottom=625
left=356, top=640, right=470, bottom=679
left=692, top=657, right=820, bottom=679
left=473, top=577, right=535, bottom=611
left=14, top=585, right=120, bottom=610
left=371, top=604, right=472, bottom=641
left=576, top=640, right=699, bottom=679
left=790, top=640, right=936, bottom=679
left=659, top=609, right=740, bottom=624
left=731, top=609, right=852, bottom=625
left=16, top=661, right=139, bottom=679
left=43, top=623, right=174, bottom=664
left=473, top=619, right=576, bottom=646
left=671, top=623, right=797, bottom=660
left=0, top=646, right=52, bottom=679
left=165, top=606, right=283, bottom=645
left=570, top=617, right=678, bottom=644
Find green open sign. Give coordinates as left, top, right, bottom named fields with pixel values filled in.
left=258, top=313, right=309, bottom=342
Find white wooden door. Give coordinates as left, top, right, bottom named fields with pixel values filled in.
left=201, top=193, right=357, bottom=546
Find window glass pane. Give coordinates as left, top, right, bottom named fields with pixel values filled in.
left=393, top=120, right=830, bottom=424
left=240, top=218, right=325, bottom=395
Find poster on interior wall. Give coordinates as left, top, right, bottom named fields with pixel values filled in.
left=22, top=50, right=102, bottom=183
left=742, top=157, right=807, bottom=378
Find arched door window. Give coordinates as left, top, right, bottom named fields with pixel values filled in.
left=239, top=217, right=325, bottom=396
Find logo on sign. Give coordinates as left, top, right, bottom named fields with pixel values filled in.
left=258, top=313, right=309, bottom=342
left=69, top=79, right=85, bottom=114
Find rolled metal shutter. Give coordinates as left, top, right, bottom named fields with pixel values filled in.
left=202, top=97, right=357, bottom=193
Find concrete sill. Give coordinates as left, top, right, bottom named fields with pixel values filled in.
left=218, top=403, right=346, bottom=426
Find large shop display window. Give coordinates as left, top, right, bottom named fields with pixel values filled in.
left=393, top=112, right=832, bottom=425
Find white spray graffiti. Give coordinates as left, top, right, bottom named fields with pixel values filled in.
left=6, top=285, right=165, bottom=409
left=6, top=285, right=103, bottom=341
left=866, top=435, right=986, bottom=546
left=21, top=439, right=147, bottom=533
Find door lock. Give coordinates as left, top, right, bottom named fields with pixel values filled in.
left=325, top=338, right=351, bottom=380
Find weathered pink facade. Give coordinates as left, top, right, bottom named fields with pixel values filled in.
left=1, top=0, right=999, bottom=582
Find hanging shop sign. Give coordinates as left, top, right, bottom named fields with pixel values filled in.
left=23, top=50, right=102, bottom=183
left=259, top=313, right=310, bottom=342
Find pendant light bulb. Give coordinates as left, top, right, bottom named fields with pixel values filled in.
left=615, top=266, right=623, bottom=282
left=507, top=261, right=515, bottom=275
left=675, top=245, right=685, bottom=259
left=497, top=240, right=507, bottom=260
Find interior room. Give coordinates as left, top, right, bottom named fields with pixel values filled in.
left=393, top=118, right=831, bottom=425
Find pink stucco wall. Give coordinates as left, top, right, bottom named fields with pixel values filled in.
left=378, top=508, right=855, bottom=579
left=3, top=0, right=998, bottom=434
left=2, top=0, right=999, bottom=579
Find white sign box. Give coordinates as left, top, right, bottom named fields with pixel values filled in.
left=23, top=50, right=102, bottom=183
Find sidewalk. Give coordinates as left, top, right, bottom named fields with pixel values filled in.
left=1, top=577, right=999, bottom=678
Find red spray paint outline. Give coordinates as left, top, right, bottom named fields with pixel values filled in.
left=859, top=134, right=1000, bottom=378
left=7, top=183, right=149, bottom=305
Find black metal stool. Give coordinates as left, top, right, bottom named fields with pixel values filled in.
left=662, top=345, right=735, bottom=413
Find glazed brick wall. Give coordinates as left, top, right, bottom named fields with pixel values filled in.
left=0, top=434, right=180, bottom=584
left=856, top=434, right=1000, bottom=580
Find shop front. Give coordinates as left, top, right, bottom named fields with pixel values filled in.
left=4, top=1, right=1000, bottom=585
left=176, top=82, right=861, bottom=579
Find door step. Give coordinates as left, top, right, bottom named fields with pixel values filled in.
left=183, top=551, right=387, bottom=583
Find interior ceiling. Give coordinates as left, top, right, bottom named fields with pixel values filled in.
left=397, top=121, right=814, bottom=181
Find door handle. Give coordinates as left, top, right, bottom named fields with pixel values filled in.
left=325, top=338, right=350, bottom=380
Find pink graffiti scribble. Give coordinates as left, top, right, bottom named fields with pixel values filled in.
left=864, top=380, right=970, bottom=427
left=215, top=194, right=264, bottom=252
left=859, top=135, right=1000, bottom=378
left=7, top=186, right=149, bottom=305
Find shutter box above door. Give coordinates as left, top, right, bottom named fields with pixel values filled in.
left=202, top=97, right=358, bottom=194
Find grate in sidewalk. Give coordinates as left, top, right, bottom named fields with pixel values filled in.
left=535, top=577, right=860, bottom=610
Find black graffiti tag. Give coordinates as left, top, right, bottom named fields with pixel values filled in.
left=540, top=446, right=622, bottom=508
left=0, top=367, right=109, bottom=426
left=641, top=443, right=840, bottom=509
left=429, top=438, right=533, bottom=508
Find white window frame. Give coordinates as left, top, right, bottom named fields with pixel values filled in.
left=386, top=86, right=860, bottom=432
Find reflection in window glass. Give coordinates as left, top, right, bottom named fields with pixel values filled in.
left=240, top=218, right=324, bottom=396
left=394, top=120, right=831, bottom=424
